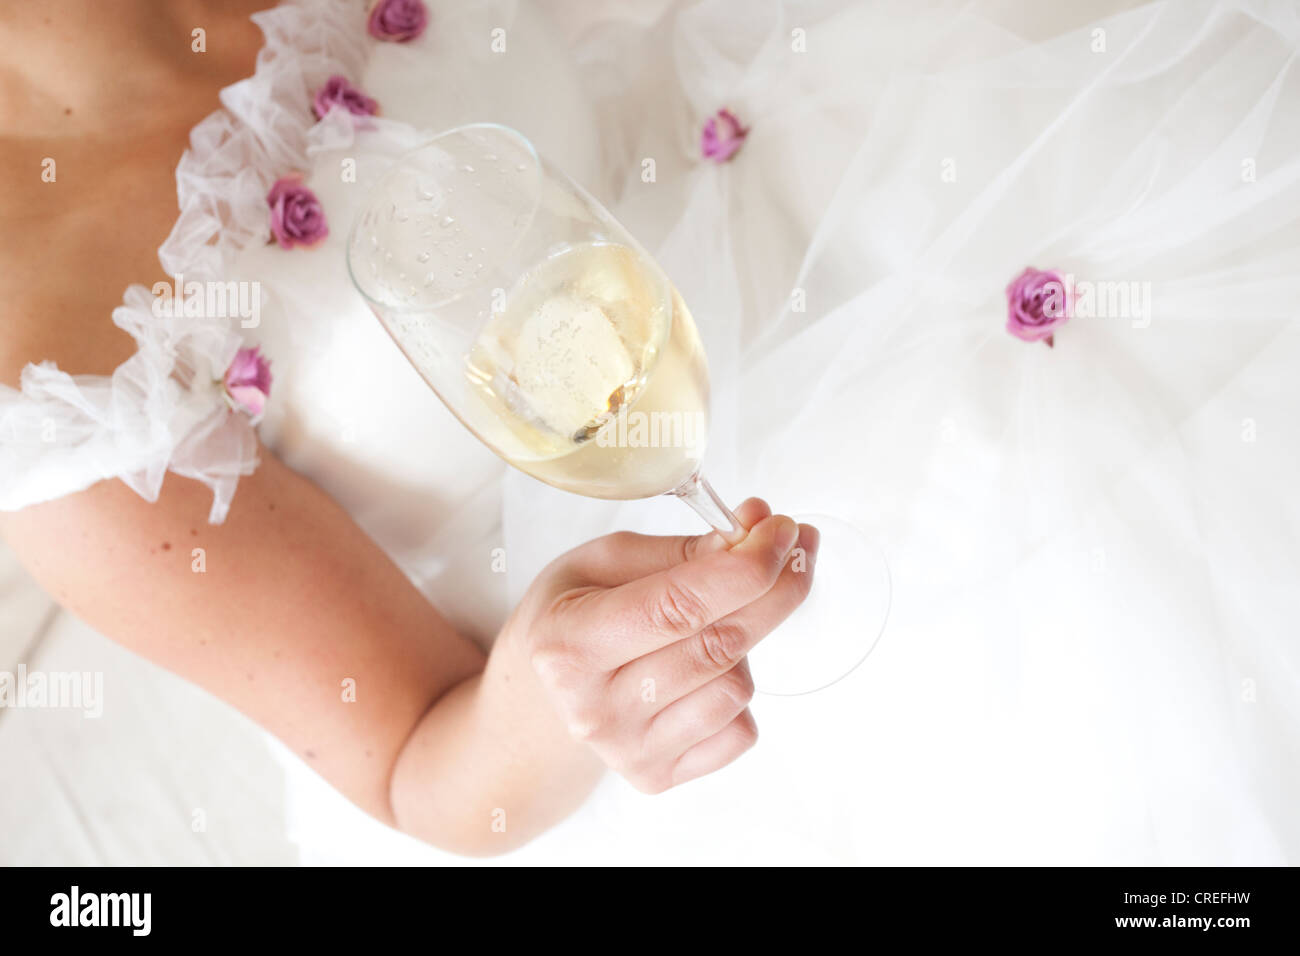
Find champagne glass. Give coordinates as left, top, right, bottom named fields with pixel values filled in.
left=346, top=124, right=889, bottom=694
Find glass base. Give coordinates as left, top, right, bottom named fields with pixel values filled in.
left=748, top=513, right=891, bottom=696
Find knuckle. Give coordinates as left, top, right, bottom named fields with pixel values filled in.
left=529, top=640, right=590, bottom=692
left=694, top=619, right=750, bottom=672
left=732, top=711, right=760, bottom=751
left=591, top=531, right=635, bottom=566
left=718, top=667, right=756, bottom=710
left=627, top=770, right=671, bottom=795
left=736, top=551, right=782, bottom=594
left=648, top=579, right=711, bottom=635
left=607, top=739, right=657, bottom=779
left=605, top=530, right=640, bottom=551
left=536, top=550, right=582, bottom=593
left=567, top=717, right=601, bottom=744
left=561, top=700, right=607, bottom=744
left=787, top=560, right=815, bottom=604
left=601, top=747, right=632, bottom=775
left=528, top=642, right=566, bottom=683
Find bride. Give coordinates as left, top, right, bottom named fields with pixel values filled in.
left=0, top=0, right=821, bottom=857
left=2, top=0, right=1297, bottom=864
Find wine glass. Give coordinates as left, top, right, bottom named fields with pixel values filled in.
left=346, top=123, right=889, bottom=694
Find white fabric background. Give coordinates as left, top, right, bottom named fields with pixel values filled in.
left=2, top=0, right=1297, bottom=864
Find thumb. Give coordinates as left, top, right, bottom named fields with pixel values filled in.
left=565, top=514, right=801, bottom=667
left=562, top=498, right=773, bottom=587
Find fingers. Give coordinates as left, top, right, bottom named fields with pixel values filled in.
left=642, top=659, right=755, bottom=759
left=610, top=522, right=818, bottom=706
left=619, top=662, right=757, bottom=794
left=558, top=513, right=801, bottom=667
left=528, top=502, right=810, bottom=798
left=664, top=709, right=759, bottom=791
left=562, top=498, right=772, bottom=588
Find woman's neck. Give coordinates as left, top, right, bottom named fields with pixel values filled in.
left=0, top=0, right=271, bottom=135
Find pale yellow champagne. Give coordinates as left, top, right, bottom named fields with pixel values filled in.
left=461, top=241, right=709, bottom=499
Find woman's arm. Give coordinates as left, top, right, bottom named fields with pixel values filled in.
left=0, top=442, right=814, bottom=855
left=0, top=449, right=594, bottom=854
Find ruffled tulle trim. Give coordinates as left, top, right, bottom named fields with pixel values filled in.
left=0, top=0, right=368, bottom=523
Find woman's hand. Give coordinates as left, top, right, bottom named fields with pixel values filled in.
left=514, top=499, right=817, bottom=794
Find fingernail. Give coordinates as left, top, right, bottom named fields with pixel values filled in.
left=773, top=516, right=799, bottom=555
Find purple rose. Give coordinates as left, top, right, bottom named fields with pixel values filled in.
left=1006, top=267, right=1069, bottom=347
left=367, top=0, right=428, bottom=43
left=267, top=175, right=328, bottom=249
left=312, top=75, right=379, bottom=121
left=701, top=108, right=748, bottom=163
left=223, top=346, right=272, bottom=421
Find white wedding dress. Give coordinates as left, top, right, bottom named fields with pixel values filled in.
left=2, top=0, right=1297, bottom=864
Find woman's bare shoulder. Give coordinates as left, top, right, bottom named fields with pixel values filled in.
left=0, top=129, right=187, bottom=387
left=0, top=10, right=263, bottom=388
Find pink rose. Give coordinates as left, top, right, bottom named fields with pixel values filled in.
left=701, top=108, right=748, bottom=163
left=267, top=175, right=328, bottom=249
left=312, top=75, right=379, bottom=121
left=367, top=0, right=428, bottom=43
left=223, top=346, right=272, bottom=421
left=1006, top=267, right=1069, bottom=347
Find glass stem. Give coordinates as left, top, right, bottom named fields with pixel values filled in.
left=671, top=471, right=747, bottom=545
